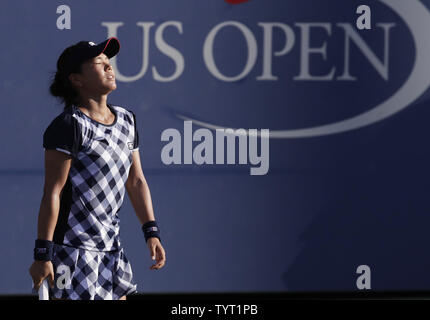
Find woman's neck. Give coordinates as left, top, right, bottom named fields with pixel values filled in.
left=77, top=95, right=113, bottom=122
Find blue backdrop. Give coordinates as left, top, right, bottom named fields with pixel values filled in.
left=1, top=0, right=430, bottom=294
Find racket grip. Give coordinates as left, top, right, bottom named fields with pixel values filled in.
left=38, top=279, right=49, bottom=300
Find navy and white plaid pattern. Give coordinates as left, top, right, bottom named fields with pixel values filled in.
left=43, top=104, right=139, bottom=252
left=50, top=244, right=137, bottom=300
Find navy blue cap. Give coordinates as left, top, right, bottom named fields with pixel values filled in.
left=57, top=37, right=120, bottom=76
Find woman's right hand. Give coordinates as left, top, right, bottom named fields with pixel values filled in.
left=29, top=261, right=55, bottom=291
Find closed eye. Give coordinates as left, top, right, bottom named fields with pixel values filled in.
left=95, top=57, right=110, bottom=63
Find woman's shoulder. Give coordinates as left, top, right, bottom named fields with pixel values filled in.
left=43, top=107, right=82, bottom=156
left=45, top=107, right=79, bottom=130
left=109, top=104, right=137, bottom=122
left=110, top=104, right=133, bottom=114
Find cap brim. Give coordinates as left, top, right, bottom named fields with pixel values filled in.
left=95, top=37, right=120, bottom=59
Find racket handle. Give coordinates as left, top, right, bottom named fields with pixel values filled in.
left=38, top=279, right=49, bottom=300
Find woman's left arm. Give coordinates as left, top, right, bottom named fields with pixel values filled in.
left=125, top=151, right=166, bottom=270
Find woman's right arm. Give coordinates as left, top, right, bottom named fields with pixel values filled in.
left=29, top=149, right=72, bottom=291
left=37, top=149, right=72, bottom=240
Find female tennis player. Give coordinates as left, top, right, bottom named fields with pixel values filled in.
left=28, top=37, right=166, bottom=300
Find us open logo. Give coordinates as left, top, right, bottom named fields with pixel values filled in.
left=176, top=0, right=430, bottom=139
left=102, top=0, right=430, bottom=139
left=178, top=0, right=430, bottom=139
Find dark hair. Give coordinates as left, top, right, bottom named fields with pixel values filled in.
left=49, top=65, right=82, bottom=111
left=50, top=43, right=85, bottom=111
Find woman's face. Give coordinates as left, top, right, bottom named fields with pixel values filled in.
left=71, top=53, right=116, bottom=96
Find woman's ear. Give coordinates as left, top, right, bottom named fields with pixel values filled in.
left=69, top=73, right=82, bottom=88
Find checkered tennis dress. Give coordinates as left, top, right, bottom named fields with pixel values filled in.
left=43, top=104, right=139, bottom=300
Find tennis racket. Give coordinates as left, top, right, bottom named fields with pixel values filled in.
left=38, top=279, right=49, bottom=300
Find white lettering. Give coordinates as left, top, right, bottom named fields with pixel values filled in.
left=257, top=23, right=295, bottom=80
left=356, top=5, right=372, bottom=30
left=293, top=23, right=335, bottom=81
left=102, top=22, right=155, bottom=82
left=153, top=21, right=185, bottom=82
left=161, top=121, right=270, bottom=175
left=204, top=21, right=257, bottom=81
left=56, top=265, right=71, bottom=290
left=56, top=5, right=71, bottom=30
left=337, top=23, right=395, bottom=81
left=356, top=265, right=371, bottom=289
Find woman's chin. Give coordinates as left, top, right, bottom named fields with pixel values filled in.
left=102, top=83, right=117, bottom=94
left=108, top=81, right=117, bottom=90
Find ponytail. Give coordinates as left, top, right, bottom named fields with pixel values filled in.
left=49, top=68, right=81, bottom=111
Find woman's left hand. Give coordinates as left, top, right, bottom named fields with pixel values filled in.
left=147, top=237, right=166, bottom=270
